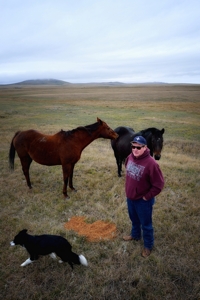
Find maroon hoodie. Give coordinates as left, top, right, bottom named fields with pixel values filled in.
left=125, top=148, right=164, bottom=200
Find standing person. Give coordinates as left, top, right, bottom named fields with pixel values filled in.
left=123, top=136, right=164, bottom=257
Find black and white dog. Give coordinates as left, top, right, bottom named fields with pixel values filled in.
left=10, top=229, right=88, bottom=269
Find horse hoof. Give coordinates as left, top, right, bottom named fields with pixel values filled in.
left=63, top=193, right=70, bottom=200
left=70, top=188, right=77, bottom=193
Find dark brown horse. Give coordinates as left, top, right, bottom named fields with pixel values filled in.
left=9, top=118, right=118, bottom=199
left=111, top=126, right=165, bottom=177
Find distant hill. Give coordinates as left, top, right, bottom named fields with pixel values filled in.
left=10, top=80, right=126, bottom=86
left=15, top=79, right=70, bottom=86
left=1, top=79, right=172, bottom=87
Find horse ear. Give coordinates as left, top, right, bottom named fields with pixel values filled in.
left=97, top=117, right=102, bottom=124
left=161, top=128, right=165, bottom=134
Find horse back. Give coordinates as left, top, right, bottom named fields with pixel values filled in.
left=113, top=126, right=134, bottom=136
left=111, top=126, right=135, bottom=157
left=13, top=130, right=51, bottom=150
left=13, top=130, right=63, bottom=165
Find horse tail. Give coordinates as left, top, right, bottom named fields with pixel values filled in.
left=9, top=131, right=20, bottom=170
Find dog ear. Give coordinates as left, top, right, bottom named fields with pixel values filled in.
left=21, top=229, right=28, bottom=234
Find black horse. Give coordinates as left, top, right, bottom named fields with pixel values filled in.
left=111, top=126, right=165, bottom=177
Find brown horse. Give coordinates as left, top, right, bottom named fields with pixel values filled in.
left=9, top=118, right=118, bottom=199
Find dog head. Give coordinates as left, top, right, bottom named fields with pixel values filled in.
left=10, top=229, right=28, bottom=246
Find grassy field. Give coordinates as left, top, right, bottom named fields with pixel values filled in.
left=0, top=84, right=200, bottom=300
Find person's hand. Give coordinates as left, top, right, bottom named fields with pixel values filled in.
left=143, top=197, right=147, bottom=201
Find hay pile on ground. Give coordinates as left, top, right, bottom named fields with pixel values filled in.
left=64, top=216, right=117, bottom=242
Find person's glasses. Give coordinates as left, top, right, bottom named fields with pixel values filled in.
left=132, top=145, right=144, bottom=150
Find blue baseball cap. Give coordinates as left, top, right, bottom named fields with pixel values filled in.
left=131, top=136, right=147, bottom=145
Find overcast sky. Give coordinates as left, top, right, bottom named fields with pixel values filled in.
left=1, top=0, right=200, bottom=84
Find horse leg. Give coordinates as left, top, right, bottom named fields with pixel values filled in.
left=69, top=165, right=77, bottom=193
left=62, top=164, right=77, bottom=199
left=116, top=157, right=122, bottom=177
left=20, top=156, right=32, bottom=188
left=62, top=164, right=72, bottom=199
left=114, top=153, right=121, bottom=177
left=62, top=176, right=69, bottom=199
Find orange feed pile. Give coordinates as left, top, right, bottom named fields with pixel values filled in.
left=64, top=216, right=117, bottom=242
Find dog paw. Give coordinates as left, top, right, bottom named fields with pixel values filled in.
left=21, top=258, right=33, bottom=267
left=50, top=253, right=57, bottom=260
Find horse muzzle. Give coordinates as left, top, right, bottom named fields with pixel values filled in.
left=154, top=155, right=161, bottom=160
left=113, top=133, right=119, bottom=139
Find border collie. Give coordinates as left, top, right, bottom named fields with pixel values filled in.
left=10, top=229, right=88, bottom=269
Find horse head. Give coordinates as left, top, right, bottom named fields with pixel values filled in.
left=151, top=128, right=165, bottom=160
left=97, top=117, right=118, bottom=140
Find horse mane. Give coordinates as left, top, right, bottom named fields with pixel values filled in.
left=59, top=122, right=100, bottom=137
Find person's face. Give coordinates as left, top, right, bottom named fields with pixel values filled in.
left=131, top=143, right=146, bottom=158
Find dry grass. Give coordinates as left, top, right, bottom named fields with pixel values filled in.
left=0, top=84, right=200, bottom=300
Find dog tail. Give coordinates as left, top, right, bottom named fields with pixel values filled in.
left=79, top=254, right=88, bottom=266
left=70, top=252, right=88, bottom=267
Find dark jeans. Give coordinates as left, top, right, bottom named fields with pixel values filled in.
left=127, top=197, right=155, bottom=249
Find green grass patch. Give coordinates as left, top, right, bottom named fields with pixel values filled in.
left=0, top=84, right=200, bottom=300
